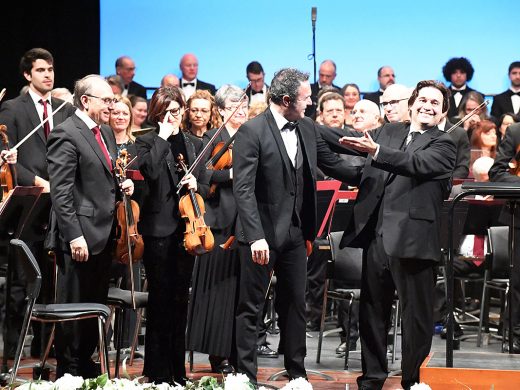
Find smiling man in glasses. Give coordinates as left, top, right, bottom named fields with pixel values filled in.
left=47, top=74, right=134, bottom=378
left=380, top=84, right=411, bottom=123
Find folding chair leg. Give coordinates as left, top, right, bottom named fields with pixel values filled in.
left=345, top=296, right=353, bottom=370
left=316, top=280, right=329, bottom=364
left=114, top=308, right=124, bottom=378
left=477, top=272, right=488, bottom=347
left=9, top=301, right=35, bottom=385
left=129, top=307, right=143, bottom=366
left=98, top=318, right=110, bottom=379
left=392, top=301, right=399, bottom=364
left=39, top=324, right=56, bottom=372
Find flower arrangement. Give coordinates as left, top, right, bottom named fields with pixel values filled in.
left=13, top=373, right=313, bottom=390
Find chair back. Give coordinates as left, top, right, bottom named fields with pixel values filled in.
left=10, top=239, right=42, bottom=300
left=328, top=231, right=362, bottom=288
left=487, top=226, right=510, bottom=279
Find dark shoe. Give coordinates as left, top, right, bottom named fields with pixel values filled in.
left=209, top=357, right=234, bottom=374
left=174, top=376, right=189, bottom=386
left=440, top=321, right=463, bottom=339
left=80, top=360, right=101, bottom=379
left=504, top=339, right=520, bottom=354
left=336, top=342, right=346, bottom=354
left=257, top=344, right=278, bottom=358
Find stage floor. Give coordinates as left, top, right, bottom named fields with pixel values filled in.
left=2, top=322, right=510, bottom=390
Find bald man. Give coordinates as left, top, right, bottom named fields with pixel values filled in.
left=381, top=84, right=411, bottom=123
left=179, top=53, right=216, bottom=99
left=305, top=59, right=340, bottom=118
left=161, top=73, right=180, bottom=88
left=351, top=100, right=382, bottom=132
left=115, top=56, right=147, bottom=99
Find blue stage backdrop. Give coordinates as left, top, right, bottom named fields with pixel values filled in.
left=100, top=0, right=519, bottom=96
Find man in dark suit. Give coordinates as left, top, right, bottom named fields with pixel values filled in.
left=233, top=68, right=358, bottom=384
left=245, top=61, right=269, bottom=106
left=442, top=57, right=483, bottom=118
left=305, top=59, right=340, bottom=118
left=491, top=61, right=520, bottom=119
left=440, top=118, right=470, bottom=179
left=47, top=75, right=134, bottom=377
left=0, top=47, right=75, bottom=357
left=363, top=66, right=396, bottom=106
left=179, top=53, right=216, bottom=99
left=489, top=122, right=520, bottom=353
left=322, top=80, right=456, bottom=389
left=115, top=56, right=148, bottom=99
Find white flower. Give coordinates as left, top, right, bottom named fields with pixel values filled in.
left=410, top=383, right=432, bottom=390
left=224, top=373, right=251, bottom=389
left=53, top=373, right=85, bottom=390
left=280, top=377, right=313, bottom=390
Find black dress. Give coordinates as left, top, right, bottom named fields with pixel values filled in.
left=187, top=127, right=240, bottom=358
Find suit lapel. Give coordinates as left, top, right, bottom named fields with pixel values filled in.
left=75, top=116, right=113, bottom=175
left=21, top=93, right=46, bottom=145
left=408, top=126, right=439, bottom=153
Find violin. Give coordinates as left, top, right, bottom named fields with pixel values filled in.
left=176, top=153, right=214, bottom=256
left=0, top=125, right=17, bottom=202
left=114, top=149, right=144, bottom=309
left=207, top=139, right=234, bottom=197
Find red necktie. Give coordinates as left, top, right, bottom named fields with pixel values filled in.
left=92, top=126, right=112, bottom=169
left=472, top=235, right=485, bottom=266
left=39, top=99, right=51, bottom=138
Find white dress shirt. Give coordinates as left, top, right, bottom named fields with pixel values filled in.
left=181, top=78, right=197, bottom=100
left=270, top=105, right=298, bottom=167
left=28, top=88, right=55, bottom=131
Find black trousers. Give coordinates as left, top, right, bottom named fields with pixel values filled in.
left=236, top=225, right=307, bottom=382
left=54, top=243, right=112, bottom=378
left=305, top=238, right=328, bottom=326
left=142, top=233, right=193, bottom=382
left=357, top=235, right=436, bottom=390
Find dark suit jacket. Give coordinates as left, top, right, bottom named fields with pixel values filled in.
left=128, top=80, right=148, bottom=99
left=201, top=127, right=236, bottom=230
left=196, top=79, right=216, bottom=95
left=446, top=120, right=470, bottom=179
left=447, top=86, right=483, bottom=118
left=321, top=122, right=456, bottom=261
left=135, top=130, right=207, bottom=237
left=489, top=123, right=520, bottom=183
left=233, top=108, right=359, bottom=250
left=491, top=90, right=517, bottom=119
left=47, top=114, right=117, bottom=255
left=363, top=90, right=383, bottom=105
left=0, top=93, right=75, bottom=186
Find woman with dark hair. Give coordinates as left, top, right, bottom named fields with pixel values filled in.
left=135, top=86, right=208, bottom=385
left=340, top=83, right=361, bottom=126
left=187, top=84, right=248, bottom=374
left=181, top=89, right=222, bottom=139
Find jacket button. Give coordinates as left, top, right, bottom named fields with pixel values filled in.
left=111, top=189, right=115, bottom=193
left=110, top=209, right=115, bottom=215
left=290, top=191, right=295, bottom=196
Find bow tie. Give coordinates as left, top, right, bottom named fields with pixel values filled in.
left=282, top=121, right=298, bottom=131
left=251, top=89, right=263, bottom=95
left=452, top=89, right=465, bottom=95
left=183, top=82, right=195, bottom=87
left=511, top=91, right=520, bottom=96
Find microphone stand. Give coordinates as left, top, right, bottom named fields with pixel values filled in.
left=309, top=7, right=317, bottom=84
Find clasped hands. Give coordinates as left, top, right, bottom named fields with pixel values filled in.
left=339, top=131, right=378, bottom=156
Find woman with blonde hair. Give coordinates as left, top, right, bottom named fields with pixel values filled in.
left=182, top=89, right=222, bottom=138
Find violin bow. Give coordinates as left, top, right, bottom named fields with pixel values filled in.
left=11, top=98, right=71, bottom=150
left=175, top=85, right=250, bottom=194
left=444, top=100, right=490, bottom=134
left=0, top=88, right=6, bottom=103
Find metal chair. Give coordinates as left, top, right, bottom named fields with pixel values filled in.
left=7, top=239, right=111, bottom=385
left=316, top=231, right=362, bottom=369
left=477, top=226, right=510, bottom=349
left=106, top=284, right=148, bottom=377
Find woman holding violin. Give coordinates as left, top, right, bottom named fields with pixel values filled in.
left=187, top=85, right=248, bottom=374
left=135, top=86, right=208, bottom=385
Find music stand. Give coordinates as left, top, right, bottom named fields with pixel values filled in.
left=446, top=182, right=520, bottom=367
left=0, top=186, right=42, bottom=372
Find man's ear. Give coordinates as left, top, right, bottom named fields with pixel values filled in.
left=23, top=72, right=32, bottom=83
left=282, top=95, right=291, bottom=107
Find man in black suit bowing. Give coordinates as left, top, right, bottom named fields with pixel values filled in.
left=491, top=61, right=520, bottom=119
left=327, top=80, right=456, bottom=389
left=47, top=75, right=134, bottom=377
left=233, top=68, right=358, bottom=384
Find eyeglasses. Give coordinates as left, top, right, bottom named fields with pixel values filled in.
left=225, top=105, right=247, bottom=113
left=190, top=108, right=211, bottom=115
left=380, top=98, right=408, bottom=108
left=85, top=94, right=118, bottom=105
left=165, top=108, right=182, bottom=117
